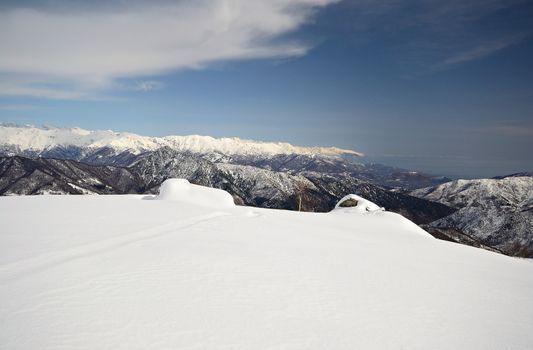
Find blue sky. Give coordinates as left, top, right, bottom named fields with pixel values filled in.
left=1, top=0, right=532, bottom=178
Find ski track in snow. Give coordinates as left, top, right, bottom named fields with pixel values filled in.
left=0, top=212, right=229, bottom=283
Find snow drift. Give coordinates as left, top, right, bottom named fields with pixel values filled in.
left=334, top=194, right=383, bottom=213
left=156, top=178, right=235, bottom=208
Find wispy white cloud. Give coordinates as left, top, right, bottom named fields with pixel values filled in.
left=0, top=0, right=337, bottom=99
left=438, top=35, right=526, bottom=67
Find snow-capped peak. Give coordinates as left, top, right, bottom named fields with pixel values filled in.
left=0, top=124, right=362, bottom=157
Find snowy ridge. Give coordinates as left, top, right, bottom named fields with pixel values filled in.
left=411, top=177, right=533, bottom=209
left=0, top=124, right=362, bottom=157
left=411, top=177, right=533, bottom=256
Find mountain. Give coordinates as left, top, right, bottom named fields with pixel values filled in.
left=0, top=123, right=361, bottom=161
left=0, top=156, right=142, bottom=195
left=0, top=124, right=449, bottom=189
left=0, top=154, right=454, bottom=225
left=224, top=153, right=450, bottom=190
left=2, top=181, right=532, bottom=349
left=411, top=177, right=533, bottom=257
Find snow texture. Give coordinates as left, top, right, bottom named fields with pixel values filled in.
left=1, top=183, right=533, bottom=350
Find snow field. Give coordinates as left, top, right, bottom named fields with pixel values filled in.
left=0, top=181, right=532, bottom=349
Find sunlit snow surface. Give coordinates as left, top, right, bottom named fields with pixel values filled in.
left=1, top=181, right=532, bottom=349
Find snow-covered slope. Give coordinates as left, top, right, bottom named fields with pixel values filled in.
left=1, top=180, right=532, bottom=350
left=0, top=124, right=361, bottom=158
left=411, top=177, right=533, bottom=256
left=411, top=177, right=533, bottom=208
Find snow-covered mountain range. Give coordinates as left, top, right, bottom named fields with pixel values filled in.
left=0, top=124, right=449, bottom=190
left=0, top=124, right=362, bottom=159
left=411, top=177, right=533, bottom=257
